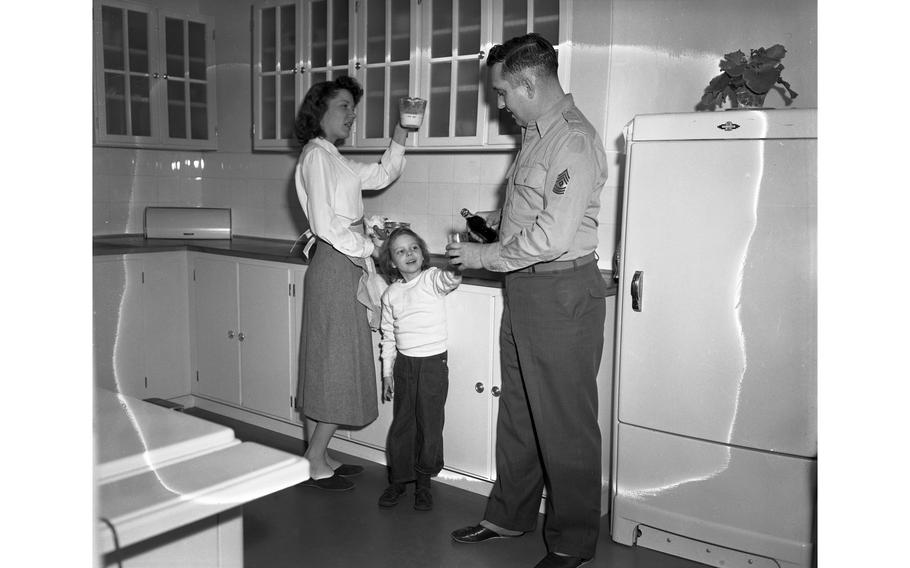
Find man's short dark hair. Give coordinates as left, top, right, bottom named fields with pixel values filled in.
left=486, top=33, right=558, bottom=81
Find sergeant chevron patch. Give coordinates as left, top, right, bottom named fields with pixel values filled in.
left=553, top=169, right=570, bottom=195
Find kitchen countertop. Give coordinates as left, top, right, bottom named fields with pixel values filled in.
left=96, top=389, right=309, bottom=557
left=93, top=234, right=617, bottom=293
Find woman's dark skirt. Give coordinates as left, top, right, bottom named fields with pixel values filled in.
left=296, top=242, right=378, bottom=427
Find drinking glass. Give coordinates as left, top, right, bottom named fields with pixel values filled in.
left=399, top=97, right=427, bottom=129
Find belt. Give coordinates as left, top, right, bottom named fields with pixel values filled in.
left=517, top=252, right=596, bottom=274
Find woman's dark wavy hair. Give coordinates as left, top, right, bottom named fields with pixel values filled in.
left=379, top=227, right=431, bottom=284
left=486, top=32, right=558, bottom=84
left=294, top=76, right=364, bottom=146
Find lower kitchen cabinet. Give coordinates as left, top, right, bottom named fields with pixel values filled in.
left=191, top=254, right=299, bottom=421
left=442, top=286, right=503, bottom=481
left=336, top=284, right=504, bottom=482
left=94, top=246, right=614, bottom=497
left=93, top=251, right=191, bottom=399
left=289, top=267, right=307, bottom=425
left=192, top=255, right=241, bottom=404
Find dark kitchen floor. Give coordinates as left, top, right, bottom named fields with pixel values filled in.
left=185, top=408, right=708, bottom=568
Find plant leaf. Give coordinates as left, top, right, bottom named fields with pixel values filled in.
left=704, top=73, right=731, bottom=95
left=744, top=66, right=780, bottom=94
left=777, top=77, right=799, bottom=100
left=764, top=44, right=787, bottom=61
left=696, top=92, right=718, bottom=111
left=719, top=50, right=747, bottom=76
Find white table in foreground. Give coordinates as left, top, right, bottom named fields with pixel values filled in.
left=95, top=389, right=309, bottom=567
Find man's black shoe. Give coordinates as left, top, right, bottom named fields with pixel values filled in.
left=533, top=552, right=591, bottom=568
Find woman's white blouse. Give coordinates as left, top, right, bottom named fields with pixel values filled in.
left=295, top=137, right=406, bottom=258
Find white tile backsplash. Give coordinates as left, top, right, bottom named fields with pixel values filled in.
left=399, top=154, right=429, bottom=182
left=156, top=176, right=181, bottom=204
left=426, top=154, right=456, bottom=183
left=93, top=147, right=621, bottom=258
left=425, top=183, right=455, bottom=216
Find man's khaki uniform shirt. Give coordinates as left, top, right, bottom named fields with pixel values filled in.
left=479, top=94, right=608, bottom=272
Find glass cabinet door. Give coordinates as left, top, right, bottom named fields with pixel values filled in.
left=159, top=11, right=217, bottom=147
left=94, top=1, right=158, bottom=145
left=487, top=0, right=570, bottom=145
left=419, top=0, right=487, bottom=147
left=354, top=0, right=417, bottom=148
left=306, top=0, right=352, bottom=87
left=254, top=0, right=352, bottom=150
left=246, top=0, right=571, bottom=151
left=93, top=0, right=217, bottom=149
left=254, top=1, right=301, bottom=150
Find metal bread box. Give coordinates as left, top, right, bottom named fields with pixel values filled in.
left=144, top=207, right=232, bottom=239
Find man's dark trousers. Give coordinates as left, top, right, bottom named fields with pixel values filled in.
left=483, top=261, right=607, bottom=559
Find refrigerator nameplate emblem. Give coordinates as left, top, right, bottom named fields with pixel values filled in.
left=717, top=120, right=740, bottom=131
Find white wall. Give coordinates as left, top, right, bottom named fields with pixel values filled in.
left=93, top=0, right=817, bottom=266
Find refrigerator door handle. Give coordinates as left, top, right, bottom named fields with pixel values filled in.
left=631, top=270, right=644, bottom=312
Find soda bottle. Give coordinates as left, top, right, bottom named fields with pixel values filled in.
left=460, top=209, right=498, bottom=243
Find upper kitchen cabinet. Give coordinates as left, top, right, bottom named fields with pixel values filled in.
left=485, top=0, right=571, bottom=145
left=416, top=0, right=488, bottom=147
left=92, top=0, right=217, bottom=150
left=353, top=0, right=419, bottom=148
left=93, top=251, right=192, bottom=400
left=253, top=0, right=355, bottom=150
left=251, top=0, right=571, bottom=151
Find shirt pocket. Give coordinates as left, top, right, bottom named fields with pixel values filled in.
left=513, top=165, right=547, bottom=190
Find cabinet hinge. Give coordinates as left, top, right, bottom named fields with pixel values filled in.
left=145, top=376, right=148, bottom=388
left=290, top=395, right=296, bottom=408
left=289, top=283, right=292, bottom=297
left=355, top=1, right=359, bottom=13
left=196, top=370, right=199, bottom=382
left=293, top=283, right=296, bottom=297
left=142, top=271, right=145, bottom=284
left=193, top=269, right=196, bottom=281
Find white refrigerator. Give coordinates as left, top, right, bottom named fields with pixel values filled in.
left=611, top=109, right=816, bottom=568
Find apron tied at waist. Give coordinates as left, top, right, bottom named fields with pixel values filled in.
left=346, top=218, right=388, bottom=331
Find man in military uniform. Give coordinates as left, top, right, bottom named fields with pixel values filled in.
left=446, top=33, right=609, bottom=568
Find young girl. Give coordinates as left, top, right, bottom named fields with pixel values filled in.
left=377, top=228, right=461, bottom=511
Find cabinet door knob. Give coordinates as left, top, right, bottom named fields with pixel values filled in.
left=478, top=50, right=485, bottom=60
left=228, top=330, right=235, bottom=338
left=491, top=386, right=500, bottom=397
left=238, top=332, right=245, bottom=342
left=475, top=382, right=485, bottom=393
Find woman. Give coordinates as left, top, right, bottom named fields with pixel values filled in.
left=294, top=76, right=413, bottom=491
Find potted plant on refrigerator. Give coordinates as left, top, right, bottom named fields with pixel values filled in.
left=696, top=44, right=798, bottom=110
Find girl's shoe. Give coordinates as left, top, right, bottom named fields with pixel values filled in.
left=378, top=483, right=406, bottom=507
left=414, top=487, right=433, bottom=511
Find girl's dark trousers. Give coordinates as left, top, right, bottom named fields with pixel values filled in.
left=386, top=351, right=449, bottom=482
